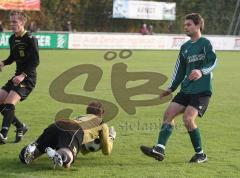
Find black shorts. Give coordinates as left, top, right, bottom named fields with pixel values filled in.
left=172, top=92, right=211, bottom=117
left=36, top=122, right=84, bottom=159
left=1, top=76, right=36, bottom=101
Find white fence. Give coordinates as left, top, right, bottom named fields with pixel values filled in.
left=68, top=33, right=240, bottom=51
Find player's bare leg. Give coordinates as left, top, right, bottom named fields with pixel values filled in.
left=140, top=102, right=185, bottom=161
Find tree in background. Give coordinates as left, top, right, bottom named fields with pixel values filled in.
left=0, top=0, right=237, bottom=35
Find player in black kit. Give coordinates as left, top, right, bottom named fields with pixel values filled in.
left=0, top=11, right=39, bottom=144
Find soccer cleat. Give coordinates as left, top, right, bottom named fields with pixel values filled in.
left=46, top=147, right=63, bottom=168
left=19, top=143, right=37, bottom=164
left=0, top=133, right=7, bottom=144
left=15, top=124, right=28, bottom=143
left=189, top=153, right=208, bottom=163
left=140, top=145, right=165, bottom=161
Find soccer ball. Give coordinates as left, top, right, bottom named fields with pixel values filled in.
left=85, top=138, right=101, bottom=152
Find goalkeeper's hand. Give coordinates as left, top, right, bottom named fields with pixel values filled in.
left=109, top=126, right=116, bottom=140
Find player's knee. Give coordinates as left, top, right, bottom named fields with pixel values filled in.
left=163, top=111, right=175, bottom=123
left=183, top=117, right=195, bottom=131
left=183, top=117, right=190, bottom=124
left=57, top=148, right=73, bottom=168
left=0, top=90, right=8, bottom=103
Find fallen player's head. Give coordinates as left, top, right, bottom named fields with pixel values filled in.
left=86, top=101, right=104, bottom=117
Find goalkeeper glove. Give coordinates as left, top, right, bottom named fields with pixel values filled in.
left=109, top=126, right=116, bottom=140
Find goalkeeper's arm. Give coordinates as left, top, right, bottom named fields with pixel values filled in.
left=100, top=124, right=116, bottom=155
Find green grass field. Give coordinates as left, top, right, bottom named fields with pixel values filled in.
left=0, top=49, right=240, bottom=178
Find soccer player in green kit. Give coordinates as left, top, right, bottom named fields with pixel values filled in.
left=140, top=13, right=217, bottom=163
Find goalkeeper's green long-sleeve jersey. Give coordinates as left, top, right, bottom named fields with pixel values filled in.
left=169, top=37, right=217, bottom=95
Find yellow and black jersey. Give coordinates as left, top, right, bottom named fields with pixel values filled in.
left=3, top=31, right=39, bottom=76
left=55, top=114, right=114, bottom=155
left=73, top=114, right=105, bottom=144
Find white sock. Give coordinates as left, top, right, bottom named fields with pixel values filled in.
left=156, top=144, right=165, bottom=150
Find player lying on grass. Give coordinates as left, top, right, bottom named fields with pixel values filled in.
left=19, top=101, right=116, bottom=168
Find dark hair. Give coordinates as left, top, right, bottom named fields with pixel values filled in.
left=10, top=10, right=27, bottom=23
left=86, top=101, right=104, bottom=117
left=185, top=13, right=204, bottom=31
